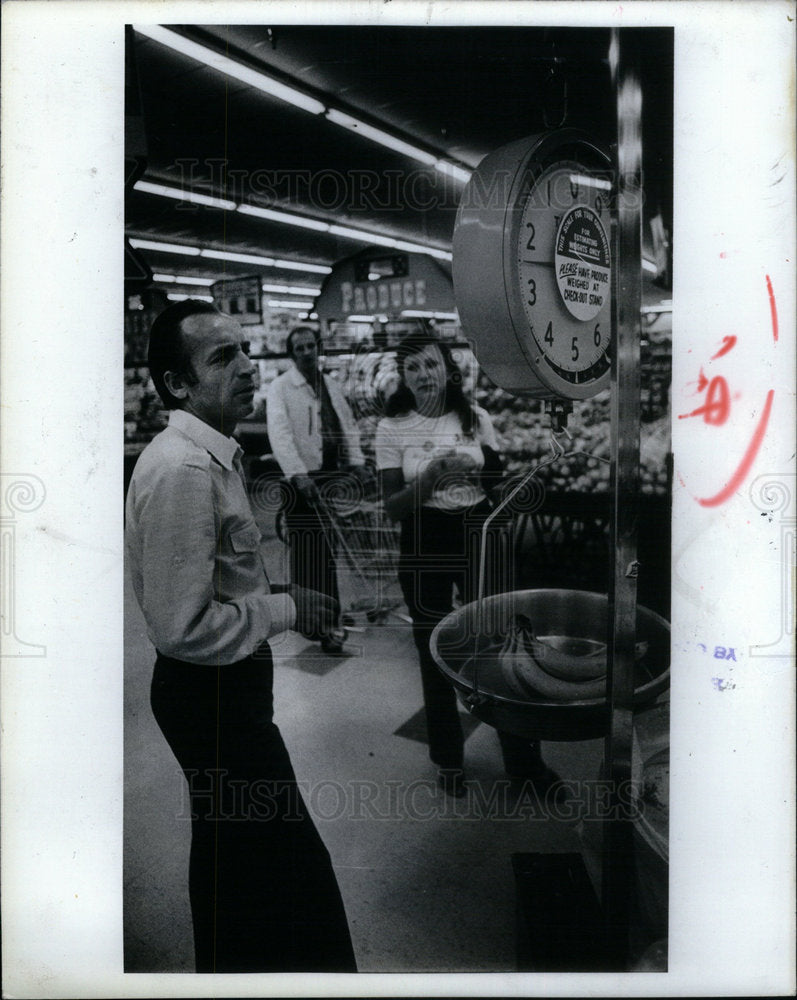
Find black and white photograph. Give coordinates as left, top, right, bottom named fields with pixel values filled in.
left=1, top=1, right=794, bottom=997
left=122, top=22, right=673, bottom=975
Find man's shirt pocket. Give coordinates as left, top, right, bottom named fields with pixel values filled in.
left=229, top=523, right=261, bottom=553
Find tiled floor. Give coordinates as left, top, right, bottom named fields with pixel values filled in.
left=123, top=506, right=658, bottom=973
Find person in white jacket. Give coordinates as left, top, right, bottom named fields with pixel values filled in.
left=266, top=326, right=370, bottom=653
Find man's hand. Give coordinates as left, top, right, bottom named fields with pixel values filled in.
left=288, top=585, right=340, bottom=639
left=292, top=474, right=320, bottom=505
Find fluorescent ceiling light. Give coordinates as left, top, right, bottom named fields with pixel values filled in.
left=133, top=25, right=474, bottom=192
left=401, top=310, right=459, bottom=321
left=267, top=299, right=316, bottom=310
left=320, top=222, right=453, bottom=262
left=325, top=109, right=437, bottom=166
left=132, top=238, right=330, bottom=274
left=642, top=258, right=658, bottom=273
left=262, top=283, right=322, bottom=295
left=328, top=224, right=398, bottom=249
left=346, top=315, right=376, bottom=323
left=434, top=160, right=472, bottom=184
left=238, top=204, right=330, bottom=231
left=167, top=293, right=214, bottom=303
left=129, top=238, right=201, bottom=256
left=133, top=24, right=326, bottom=115
left=393, top=240, right=452, bottom=262
left=135, top=184, right=453, bottom=262
left=270, top=258, right=332, bottom=274
left=153, top=273, right=216, bottom=286
left=569, top=174, right=613, bottom=192
left=132, top=235, right=331, bottom=274
left=200, top=248, right=276, bottom=266
left=135, top=179, right=236, bottom=211
left=199, top=249, right=331, bottom=275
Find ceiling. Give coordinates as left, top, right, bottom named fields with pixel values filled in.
left=125, top=24, right=673, bottom=302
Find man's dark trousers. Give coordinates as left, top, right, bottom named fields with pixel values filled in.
left=150, top=647, right=357, bottom=973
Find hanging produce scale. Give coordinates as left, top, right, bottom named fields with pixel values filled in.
left=453, top=127, right=613, bottom=416
left=435, top=30, right=665, bottom=971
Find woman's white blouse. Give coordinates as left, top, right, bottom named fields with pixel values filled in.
left=375, top=407, right=498, bottom=511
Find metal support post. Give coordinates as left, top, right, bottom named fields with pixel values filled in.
left=602, top=28, right=644, bottom=970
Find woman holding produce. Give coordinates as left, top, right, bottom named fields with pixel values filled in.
left=376, top=330, right=560, bottom=798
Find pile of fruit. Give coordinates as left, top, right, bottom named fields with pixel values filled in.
left=478, top=381, right=612, bottom=493
left=475, top=364, right=671, bottom=496
left=123, top=337, right=671, bottom=501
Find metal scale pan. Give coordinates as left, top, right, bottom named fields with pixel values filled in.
left=430, top=589, right=670, bottom=742
left=440, top=29, right=666, bottom=968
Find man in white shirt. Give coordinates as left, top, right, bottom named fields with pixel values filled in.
left=125, top=301, right=357, bottom=973
left=266, top=326, right=369, bottom=653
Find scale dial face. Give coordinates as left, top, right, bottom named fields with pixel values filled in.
left=511, top=159, right=613, bottom=389
left=452, top=131, right=614, bottom=400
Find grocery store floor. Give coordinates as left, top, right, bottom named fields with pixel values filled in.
left=123, top=503, right=620, bottom=974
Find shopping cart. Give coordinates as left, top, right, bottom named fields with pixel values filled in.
left=320, top=490, right=405, bottom=625
left=277, top=474, right=405, bottom=626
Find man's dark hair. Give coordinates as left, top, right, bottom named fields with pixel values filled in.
left=148, top=300, right=221, bottom=409
left=286, top=325, right=322, bottom=357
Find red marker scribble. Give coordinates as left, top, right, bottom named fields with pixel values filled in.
left=711, top=335, right=737, bottom=360
left=678, top=375, right=731, bottom=425
left=680, top=276, right=777, bottom=506
left=697, top=390, right=775, bottom=507
left=766, top=274, right=778, bottom=341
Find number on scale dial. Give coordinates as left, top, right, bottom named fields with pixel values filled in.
left=452, top=129, right=613, bottom=399
left=516, top=161, right=612, bottom=386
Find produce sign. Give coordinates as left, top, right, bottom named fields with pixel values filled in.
left=315, top=248, right=455, bottom=328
